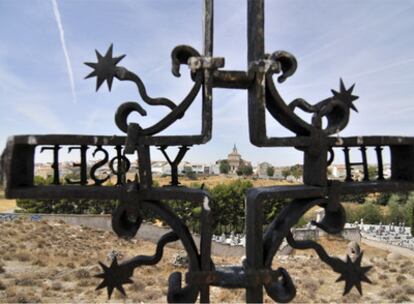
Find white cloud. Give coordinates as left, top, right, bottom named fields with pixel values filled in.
left=51, top=0, right=77, bottom=104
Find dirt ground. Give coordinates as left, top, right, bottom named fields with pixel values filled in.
left=0, top=219, right=413, bottom=303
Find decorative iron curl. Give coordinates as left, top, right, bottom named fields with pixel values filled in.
left=260, top=193, right=370, bottom=298
left=264, top=267, right=296, bottom=303
left=85, top=44, right=204, bottom=136
left=99, top=198, right=204, bottom=302
left=286, top=233, right=372, bottom=296
left=263, top=50, right=359, bottom=137
left=114, top=45, right=203, bottom=135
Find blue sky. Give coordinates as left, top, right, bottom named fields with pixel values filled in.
left=1, top=0, right=414, bottom=166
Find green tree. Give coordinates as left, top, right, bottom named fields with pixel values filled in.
left=368, top=165, right=377, bottom=180
left=184, top=167, right=196, bottom=180
left=374, top=192, right=392, bottom=206
left=241, top=164, right=253, bottom=176
left=386, top=201, right=405, bottom=224
left=290, top=164, right=303, bottom=179
left=340, top=193, right=367, bottom=204
left=282, top=168, right=290, bottom=179
left=266, top=166, right=274, bottom=177
left=358, top=202, right=383, bottom=224
left=16, top=175, right=118, bottom=214
left=388, top=192, right=410, bottom=205
left=219, top=160, right=230, bottom=174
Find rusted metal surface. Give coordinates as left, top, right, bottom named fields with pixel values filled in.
left=1, top=0, right=414, bottom=302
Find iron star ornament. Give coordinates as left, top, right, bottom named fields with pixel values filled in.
left=85, top=44, right=126, bottom=91
left=335, top=252, right=372, bottom=296
left=95, top=257, right=134, bottom=299
left=331, top=78, right=359, bottom=112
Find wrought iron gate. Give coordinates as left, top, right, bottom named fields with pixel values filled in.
left=1, top=0, right=414, bottom=302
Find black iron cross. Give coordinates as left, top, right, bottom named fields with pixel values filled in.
left=1, top=0, right=414, bottom=302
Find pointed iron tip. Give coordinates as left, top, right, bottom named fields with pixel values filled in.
left=107, top=286, right=114, bottom=300
left=106, top=44, right=114, bottom=56
left=339, top=78, right=346, bottom=91
left=95, top=49, right=103, bottom=59
left=351, top=105, right=358, bottom=113
left=118, top=285, right=127, bottom=297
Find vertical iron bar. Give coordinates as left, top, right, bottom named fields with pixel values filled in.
left=360, top=146, right=369, bottom=181
left=247, top=0, right=264, bottom=62
left=137, top=145, right=152, bottom=189
left=200, top=1, right=214, bottom=302
left=200, top=196, right=212, bottom=303
left=343, top=147, right=353, bottom=182
left=114, top=145, right=125, bottom=185
left=246, top=0, right=265, bottom=301
left=52, top=145, right=61, bottom=185
left=247, top=0, right=266, bottom=146
left=245, top=195, right=264, bottom=303
left=203, top=0, right=213, bottom=57
left=375, top=146, right=385, bottom=180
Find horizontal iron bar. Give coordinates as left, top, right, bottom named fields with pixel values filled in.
left=7, top=135, right=413, bottom=149
left=186, top=267, right=282, bottom=288
left=212, top=70, right=252, bottom=89
left=7, top=135, right=127, bottom=146
left=328, top=136, right=414, bottom=147
left=7, top=181, right=413, bottom=201
left=245, top=180, right=414, bottom=203
left=5, top=185, right=208, bottom=202
left=348, top=162, right=364, bottom=166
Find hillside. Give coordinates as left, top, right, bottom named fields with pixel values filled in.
left=0, top=219, right=413, bottom=303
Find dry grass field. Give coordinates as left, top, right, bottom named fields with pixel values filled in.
left=0, top=191, right=16, bottom=213
left=0, top=219, right=413, bottom=303
left=153, top=175, right=292, bottom=188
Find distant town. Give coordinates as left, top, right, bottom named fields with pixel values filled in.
left=34, top=145, right=391, bottom=183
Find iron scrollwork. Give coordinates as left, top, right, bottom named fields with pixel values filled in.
left=1, top=0, right=414, bottom=303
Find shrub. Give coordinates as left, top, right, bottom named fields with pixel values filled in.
left=164, top=179, right=287, bottom=234
left=340, top=193, right=367, bottom=204
left=360, top=202, right=383, bottom=224
left=266, top=166, right=274, bottom=177
left=344, top=202, right=383, bottom=224
left=386, top=202, right=405, bottom=224
left=219, top=160, right=230, bottom=174
left=373, top=192, right=392, bottom=205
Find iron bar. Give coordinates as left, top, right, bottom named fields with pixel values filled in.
left=375, top=146, right=385, bottom=180
left=360, top=146, right=369, bottom=181
left=203, top=0, right=213, bottom=57
left=246, top=1, right=265, bottom=302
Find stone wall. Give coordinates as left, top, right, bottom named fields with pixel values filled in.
left=0, top=213, right=245, bottom=257
left=0, top=213, right=360, bottom=256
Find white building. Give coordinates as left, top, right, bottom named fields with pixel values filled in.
left=151, top=161, right=169, bottom=175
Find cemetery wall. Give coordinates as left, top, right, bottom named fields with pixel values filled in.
left=293, top=227, right=361, bottom=243
left=0, top=213, right=245, bottom=256
left=0, top=213, right=360, bottom=256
